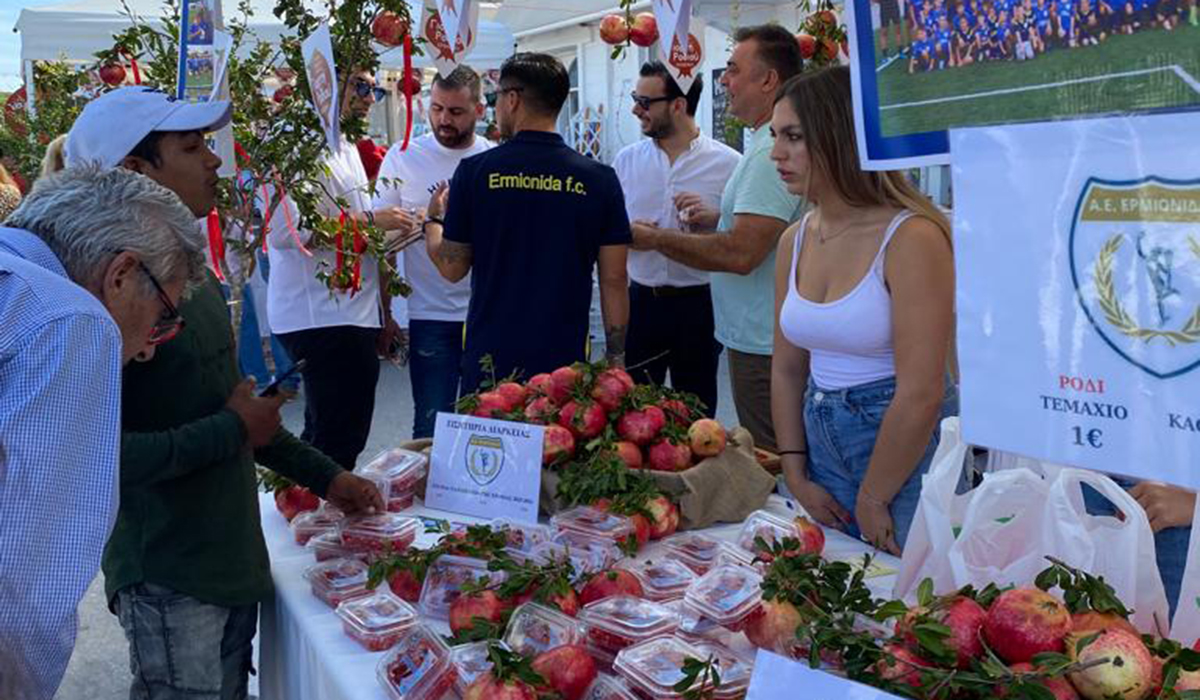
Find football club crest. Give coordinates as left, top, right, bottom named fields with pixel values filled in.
left=1070, top=176, right=1200, bottom=379
left=464, top=434, right=505, bottom=486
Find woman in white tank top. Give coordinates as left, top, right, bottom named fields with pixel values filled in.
left=768, top=67, right=957, bottom=555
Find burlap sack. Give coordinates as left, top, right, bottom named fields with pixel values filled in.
left=401, top=427, right=776, bottom=530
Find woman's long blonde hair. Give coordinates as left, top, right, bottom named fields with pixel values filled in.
left=776, top=66, right=951, bottom=243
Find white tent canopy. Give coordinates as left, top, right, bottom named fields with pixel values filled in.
left=14, top=0, right=515, bottom=76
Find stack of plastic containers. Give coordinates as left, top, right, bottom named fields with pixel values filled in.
left=360, top=448, right=428, bottom=512
left=335, top=591, right=418, bottom=651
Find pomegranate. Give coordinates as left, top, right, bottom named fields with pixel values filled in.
left=550, top=588, right=581, bottom=617
left=617, top=406, right=666, bottom=445
left=526, top=373, right=554, bottom=399
left=272, top=85, right=295, bottom=104
left=897, top=596, right=986, bottom=669
left=558, top=400, right=607, bottom=440
left=1066, top=629, right=1154, bottom=700
left=548, top=366, right=581, bottom=405
left=687, top=418, right=727, bottom=458
left=371, top=10, right=409, bottom=47
left=463, top=674, right=538, bottom=700
left=1071, top=611, right=1139, bottom=638
left=647, top=439, right=692, bottom=472
left=532, top=645, right=598, bottom=700
left=660, top=399, right=691, bottom=427
left=591, top=367, right=634, bottom=412
left=542, top=425, right=576, bottom=465
left=644, top=495, right=680, bottom=539
left=792, top=515, right=825, bottom=556
left=472, top=391, right=509, bottom=418
left=745, top=599, right=805, bottom=654
left=598, top=14, right=630, bottom=45
left=613, top=441, right=643, bottom=469
left=628, top=12, right=659, bottom=47
left=495, top=382, right=528, bottom=411
left=821, top=38, right=839, bottom=61
left=99, top=62, right=126, bottom=86
left=874, top=643, right=929, bottom=689
left=524, top=396, right=557, bottom=425
left=796, top=33, right=817, bottom=59
left=449, top=589, right=507, bottom=635
left=274, top=485, right=320, bottom=522
left=579, top=569, right=643, bottom=605
left=387, top=569, right=422, bottom=603
left=1006, top=663, right=1081, bottom=699
left=983, top=588, right=1072, bottom=663
left=628, top=513, right=651, bottom=547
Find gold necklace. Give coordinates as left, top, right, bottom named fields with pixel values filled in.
left=817, top=211, right=863, bottom=244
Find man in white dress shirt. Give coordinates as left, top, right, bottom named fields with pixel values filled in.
left=267, top=69, right=413, bottom=469
left=374, top=65, right=493, bottom=439
left=613, top=61, right=740, bottom=415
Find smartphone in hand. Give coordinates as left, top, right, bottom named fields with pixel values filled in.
left=258, top=359, right=307, bottom=397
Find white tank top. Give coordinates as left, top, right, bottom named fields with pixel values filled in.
left=779, top=210, right=914, bottom=390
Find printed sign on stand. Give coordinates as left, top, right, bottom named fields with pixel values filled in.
left=747, top=650, right=906, bottom=700
left=302, top=23, right=340, bottom=153
left=177, top=0, right=234, bottom=176
left=953, top=111, right=1200, bottom=489
left=426, top=412, right=544, bottom=524
left=661, top=18, right=705, bottom=96
left=652, top=0, right=693, bottom=47
left=421, top=0, right=479, bottom=79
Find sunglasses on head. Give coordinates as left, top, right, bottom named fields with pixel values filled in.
left=353, top=79, right=388, bottom=101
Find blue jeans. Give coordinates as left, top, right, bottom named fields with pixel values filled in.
left=236, top=283, right=297, bottom=389
left=1081, top=482, right=1191, bottom=617
left=116, top=583, right=258, bottom=700
left=803, top=376, right=959, bottom=552
left=409, top=320, right=465, bottom=439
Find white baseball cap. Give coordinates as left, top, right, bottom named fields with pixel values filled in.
left=65, top=86, right=233, bottom=169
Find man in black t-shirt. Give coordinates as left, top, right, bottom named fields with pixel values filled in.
left=423, top=53, right=631, bottom=393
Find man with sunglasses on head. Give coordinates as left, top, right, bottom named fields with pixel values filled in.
left=0, top=166, right=206, bottom=700
left=613, top=62, right=740, bottom=415
left=65, top=86, right=384, bottom=700
left=423, top=53, right=630, bottom=392
left=267, top=68, right=415, bottom=470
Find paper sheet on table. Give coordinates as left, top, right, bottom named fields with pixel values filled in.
left=747, top=649, right=906, bottom=700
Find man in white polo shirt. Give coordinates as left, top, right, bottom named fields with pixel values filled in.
left=374, top=65, right=493, bottom=439
left=613, top=61, right=739, bottom=415
left=267, top=68, right=414, bottom=469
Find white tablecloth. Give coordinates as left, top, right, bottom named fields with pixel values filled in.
left=256, top=493, right=899, bottom=700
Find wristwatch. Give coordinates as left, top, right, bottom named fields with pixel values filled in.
left=421, top=216, right=444, bottom=234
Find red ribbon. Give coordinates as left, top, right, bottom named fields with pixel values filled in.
left=206, top=209, right=226, bottom=281
left=234, top=140, right=271, bottom=253
left=120, top=48, right=142, bottom=85
left=349, top=214, right=365, bottom=296
left=336, top=211, right=347, bottom=288
left=402, top=34, right=414, bottom=151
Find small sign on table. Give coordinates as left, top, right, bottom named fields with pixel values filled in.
left=426, top=412, right=544, bottom=524
left=747, top=650, right=906, bottom=700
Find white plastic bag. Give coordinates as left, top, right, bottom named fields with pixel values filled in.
left=1042, top=469, right=1169, bottom=634
left=946, top=468, right=1053, bottom=590
left=894, top=417, right=973, bottom=600
left=985, top=449, right=1065, bottom=483
left=1169, top=496, right=1200, bottom=646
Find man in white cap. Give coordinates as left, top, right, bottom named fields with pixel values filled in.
left=65, top=86, right=384, bottom=700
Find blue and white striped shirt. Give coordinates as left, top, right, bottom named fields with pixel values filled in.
left=0, top=227, right=123, bottom=699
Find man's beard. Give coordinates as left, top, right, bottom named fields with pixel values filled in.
left=434, top=125, right=474, bottom=148
left=642, top=116, right=674, bottom=141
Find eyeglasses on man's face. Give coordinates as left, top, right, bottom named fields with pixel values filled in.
left=137, top=260, right=185, bottom=345
left=631, top=93, right=674, bottom=110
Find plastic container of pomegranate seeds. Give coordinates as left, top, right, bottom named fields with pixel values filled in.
left=417, top=555, right=504, bottom=621
left=307, top=530, right=363, bottom=563
left=534, top=539, right=618, bottom=576
left=613, top=636, right=704, bottom=700
left=304, top=557, right=371, bottom=608
left=376, top=624, right=456, bottom=700
left=338, top=513, right=420, bottom=554
left=503, top=602, right=585, bottom=657
left=734, top=509, right=795, bottom=556
left=579, top=595, right=679, bottom=656
left=489, top=517, right=554, bottom=553
left=291, top=506, right=344, bottom=546
left=335, top=591, right=418, bottom=652
left=449, top=640, right=505, bottom=696
left=551, top=506, right=636, bottom=549
left=626, top=558, right=697, bottom=602
left=584, top=673, right=640, bottom=700
left=714, top=541, right=762, bottom=573
left=361, top=449, right=427, bottom=513
left=682, top=564, right=763, bottom=632
left=690, top=641, right=755, bottom=699
left=661, top=532, right=722, bottom=575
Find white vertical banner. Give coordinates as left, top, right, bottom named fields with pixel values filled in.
left=952, top=111, right=1200, bottom=488
left=301, top=23, right=340, bottom=153
left=421, top=0, right=479, bottom=79
left=660, top=17, right=704, bottom=96
left=652, top=0, right=693, bottom=47
left=435, top=0, right=471, bottom=56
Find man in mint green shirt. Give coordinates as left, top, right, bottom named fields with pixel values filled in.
left=631, top=24, right=803, bottom=451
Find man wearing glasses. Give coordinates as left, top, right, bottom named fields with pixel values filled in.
left=0, top=166, right=207, bottom=700
left=423, top=53, right=631, bottom=392
left=64, top=87, right=385, bottom=700
left=267, top=69, right=415, bottom=470
left=613, top=62, right=740, bottom=415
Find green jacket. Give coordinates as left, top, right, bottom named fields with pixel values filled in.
left=103, top=273, right=343, bottom=608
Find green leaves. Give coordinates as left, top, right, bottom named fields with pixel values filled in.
left=485, top=642, right=546, bottom=687
left=676, top=655, right=722, bottom=700
left=1035, top=557, right=1131, bottom=617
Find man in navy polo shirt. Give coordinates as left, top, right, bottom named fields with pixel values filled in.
left=423, top=53, right=630, bottom=392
